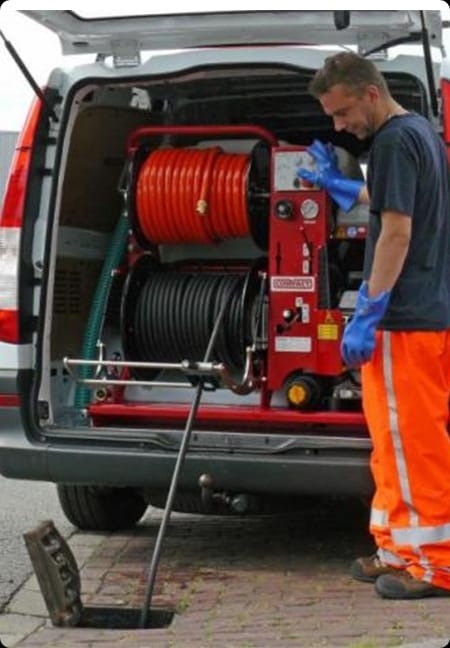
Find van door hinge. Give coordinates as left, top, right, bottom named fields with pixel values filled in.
left=37, top=401, right=49, bottom=420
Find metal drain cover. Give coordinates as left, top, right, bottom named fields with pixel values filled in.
left=23, top=520, right=174, bottom=629
left=23, top=520, right=82, bottom=626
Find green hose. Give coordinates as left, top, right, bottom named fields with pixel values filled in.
left=74, top=208, right=129, bottom=411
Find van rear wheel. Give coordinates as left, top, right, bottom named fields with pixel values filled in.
left=57, top=484, right=147, bottom=531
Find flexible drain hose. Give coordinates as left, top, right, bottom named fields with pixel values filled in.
left=135, top=147, right=250, bottom=244
left=73, top=207, right=129, bottom=411
left=132, top=271, right=249, bottom=369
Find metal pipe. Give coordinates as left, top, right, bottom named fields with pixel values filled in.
left=139, top=278, right=239, bottom=628
left=127, top=124, right=278, bottom=154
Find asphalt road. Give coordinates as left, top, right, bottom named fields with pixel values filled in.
left=0, top=476, right=74, bottom=610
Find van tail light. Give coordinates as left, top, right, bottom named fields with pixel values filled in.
left=442, top=79, right=450, bottom=164
left=0, top=394, right=20, bottom=407
left=0, top=97, right=42, bottom=344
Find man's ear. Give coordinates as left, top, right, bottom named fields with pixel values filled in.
left=366, top=84, right=380, bottom=103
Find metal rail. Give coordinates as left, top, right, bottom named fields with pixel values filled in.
left=63, top=346, right=256, bottom=395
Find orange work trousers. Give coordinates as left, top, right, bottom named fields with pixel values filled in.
left=361, top=329, right=450, bottom=589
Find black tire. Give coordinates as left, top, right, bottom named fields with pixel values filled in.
left=57, top=484, right=148, bottom=531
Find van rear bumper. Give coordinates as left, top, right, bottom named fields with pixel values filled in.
left=0, top=411, right=373, bottom=497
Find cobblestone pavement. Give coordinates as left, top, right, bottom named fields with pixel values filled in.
left=1, top=498, right=449, bottom=648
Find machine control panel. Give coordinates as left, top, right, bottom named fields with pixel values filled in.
left=272, top=149, right=317, bottom=191
left=268, top=145, right=343, bottom=392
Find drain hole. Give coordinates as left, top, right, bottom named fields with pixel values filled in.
left=79, top=606, right=174, bottom=629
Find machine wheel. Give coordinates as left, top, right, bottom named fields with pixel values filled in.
left=57, top=484, right=148, bottom=531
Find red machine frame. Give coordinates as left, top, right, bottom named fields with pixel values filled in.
left=87, top=125, right=366, bottom=433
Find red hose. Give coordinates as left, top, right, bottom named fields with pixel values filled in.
left=136, top=147, right=250, bottom=245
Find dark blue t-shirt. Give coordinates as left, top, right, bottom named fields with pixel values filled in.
left=364, top=112, right=450, bottom=330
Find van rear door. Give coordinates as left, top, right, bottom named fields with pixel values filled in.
left=21, top=10, right=442, bottom=57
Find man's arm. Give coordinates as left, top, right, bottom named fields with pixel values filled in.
left=367, top=210, right=411, bottom=296
left=340, top=209, right=411, bottom=366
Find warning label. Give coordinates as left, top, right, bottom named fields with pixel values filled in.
left=318, top=324, right=339, bottom=341
left=271, top=276, right=315, bottom=292
left=275, top=336, right=312, bottom=353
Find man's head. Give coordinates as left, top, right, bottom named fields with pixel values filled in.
left=309, top=52, right=391, bottom=139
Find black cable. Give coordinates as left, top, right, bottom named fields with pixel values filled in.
left=144, top=273, right=159, bottom=360
left=161, top=274, right=178, bottom=361
left=192, top=274, right=211, bottom=360
left=138, top=279, right=153, bottom=359
left=173, top=273, right=191, bottom=359
left=128, top=269, right=259, bottom=370
left=179, top=273, right=196, bottom=359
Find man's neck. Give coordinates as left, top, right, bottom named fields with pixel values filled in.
left=377, top=101, right=407, bottom=129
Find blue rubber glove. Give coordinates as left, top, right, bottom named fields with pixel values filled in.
left=341, top=282, right=391, bottom=367
left=297, top=140, right=364, bottom=213
left=306, top=140, right=339, bottom=171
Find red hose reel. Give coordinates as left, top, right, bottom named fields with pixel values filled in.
left=127, top=124, right=277, bottom=249
left=135, top=147, right=250, bottom=244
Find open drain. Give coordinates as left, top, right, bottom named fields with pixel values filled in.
left=23, top=520, right=174, bottom=629
left=78, top=607, right=173, bottom=629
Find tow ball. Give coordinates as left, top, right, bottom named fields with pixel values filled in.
left=198, top=473, right=260, bottom=513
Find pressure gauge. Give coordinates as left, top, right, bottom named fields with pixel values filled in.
left=300, top=198, right=319, bottom=220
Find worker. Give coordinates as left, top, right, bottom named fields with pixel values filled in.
left=297, top=51, right=450, bottom=599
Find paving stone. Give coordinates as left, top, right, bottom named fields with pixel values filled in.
left=10, top=503, right=450, bottom=648
left=6, top=589, right=47, bottom=617
left=0, top=612, right=44, bottom=635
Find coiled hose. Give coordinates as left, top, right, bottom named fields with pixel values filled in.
left=135, top=147, right=250, bottom=245
left=132, top=272, right=251, bottom=368
left=124, top=269, right=258, bottom=374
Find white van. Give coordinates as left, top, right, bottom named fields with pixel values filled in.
left=0, top=10, right=447, bottom=530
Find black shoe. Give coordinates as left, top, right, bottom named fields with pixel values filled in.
left=375, top=571, right=450, bottom=599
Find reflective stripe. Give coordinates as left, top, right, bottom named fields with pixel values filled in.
left=382, top=331, right=419, bottom=527
left=392, top=522, right=450, bottom=546
left=423, top=570, right=433, bottom=583
left=416, top=550, right=433, bottom=583
left=377, top=547, right=407, bottom=567
left=370, top=507, right=388, bottom=528
left=414, top=551, right=450, bottom=583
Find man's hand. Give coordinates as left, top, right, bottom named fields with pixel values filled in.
left=341, top=282, right=391, bottom=367
left=304, top=140, right=339, bottom=171
left=297, top=139, right=364, bottom=213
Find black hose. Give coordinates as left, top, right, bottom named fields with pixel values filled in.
left=127, top=269, right=257, bottom=370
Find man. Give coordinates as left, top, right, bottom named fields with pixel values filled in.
left=298, top=51, right=450, bottom=599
